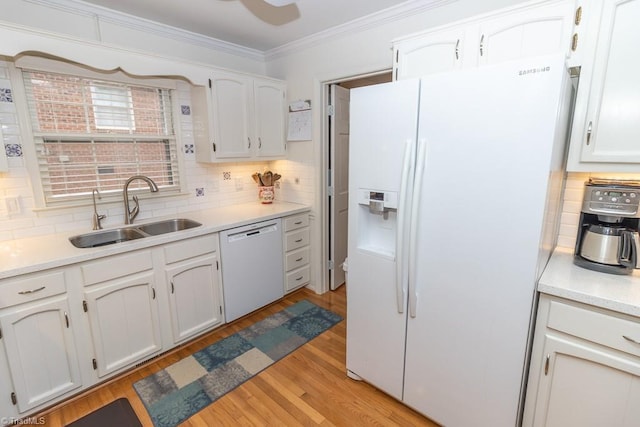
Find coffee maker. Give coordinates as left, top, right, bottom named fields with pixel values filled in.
left=574, top=178, right=640, bottom=275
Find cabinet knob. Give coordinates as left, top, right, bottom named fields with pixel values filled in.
left=544, top=354, right=550, bottom=375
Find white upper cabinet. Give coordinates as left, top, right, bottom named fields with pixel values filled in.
left=209, top=72, right=253, bottom=160
left=192, top=71, right=287, bottom=162
left=393, top=27, right=469, bottom=80
left=394, top=0, right=579, bottom=80
left=477, top=1, right=576, bottom=66
left=253, top=79, right=287, bottom=158
left=567, top=0, right=640, bottom=171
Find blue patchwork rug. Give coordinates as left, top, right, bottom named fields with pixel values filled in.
left=133, top=300, right=342, bottom=427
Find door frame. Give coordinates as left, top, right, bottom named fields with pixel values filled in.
left=319, top=69, right=392, bottom=293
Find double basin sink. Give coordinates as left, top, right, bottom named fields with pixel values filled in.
left=69, top=218, right=202, bottom=248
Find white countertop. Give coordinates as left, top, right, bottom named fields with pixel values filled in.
left=539, top=247, right=640, bottom=317
left=0, top=201, right=310, bottom=280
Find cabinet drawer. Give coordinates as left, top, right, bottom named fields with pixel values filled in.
left=0, top=270, right=67, bottom=309
left=164, top=234, right=218, bottom=264
left=285, top=266, right=310, bottom=291
left=283, top=214, right=309, bottom=232
left=285, top=247, right=310, bottom=272
left=285, top=229, right=309, bottom=252
left=81, top=250, right=153, bottom=286
left=547, top=300, right=640, bottom=358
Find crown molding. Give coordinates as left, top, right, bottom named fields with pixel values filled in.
left=265, top=0, right=456, bottom=61
left=24, top=0, right=266, bottom=61
left=21, top=0, right=458, bottom=64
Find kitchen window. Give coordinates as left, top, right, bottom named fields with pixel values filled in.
left=21, top=69, right=179, bottom=205
left=89, top=84, right=135, bottom=131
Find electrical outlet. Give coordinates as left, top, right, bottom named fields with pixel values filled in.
left=5, top=197, right=20, bottom=215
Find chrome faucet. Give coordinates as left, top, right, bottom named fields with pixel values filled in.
left=123, top=175, right=159, bottom=224
left=91, top=189, right=106, bottom=230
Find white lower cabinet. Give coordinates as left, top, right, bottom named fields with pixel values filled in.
left=163, top=235, right=224, bottom=344
left=283, top=213, right=311, bottom=293
left=0, top=227, right=278, bottom=418
left=0, top=296, right=82, bottom=413
left=524, top=295, right=640, bottom=426
left=0, top=268, right=82, bottom=416
left=81, top=250, right=162, bottom=378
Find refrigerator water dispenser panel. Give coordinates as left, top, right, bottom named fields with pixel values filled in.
left=358, top=189, right=398, bottom=218
left=356, top=189, right=398, bottom=259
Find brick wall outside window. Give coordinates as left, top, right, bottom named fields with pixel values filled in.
left=23, top=70, right=178, bottom=200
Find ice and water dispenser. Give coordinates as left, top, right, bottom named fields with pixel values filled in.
left=356, top=189, right=398, bottom=259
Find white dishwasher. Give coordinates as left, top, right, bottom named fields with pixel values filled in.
left=220, top=218, right=284, bottom=322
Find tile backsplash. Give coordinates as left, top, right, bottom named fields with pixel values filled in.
left=0, top=60, right=314, bottom=241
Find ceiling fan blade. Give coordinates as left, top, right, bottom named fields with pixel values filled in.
left=263, top=0, right=297, bottom=6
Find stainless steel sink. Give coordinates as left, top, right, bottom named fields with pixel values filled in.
left=69, top=227, right=146, bottom=248
left=69, top=218, right=202, bottom=248
left=136, top=218, right=201, bottom=236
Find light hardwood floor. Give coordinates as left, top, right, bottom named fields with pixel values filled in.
left=38, top=286, right=439, bottom=426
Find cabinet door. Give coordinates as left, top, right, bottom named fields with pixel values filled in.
left=577, top=0, right=640, bottom=164
left=477, top=1, right=575, bottom=66
left=394, top=26, right=468, bottom=80
left=529, top=334, right=640, bottom=427
left=84, top=272, right=161, bottom=377
left=0, top=342, right=17, bottom=422
left=210, top=72, right=252, bottom=159
left=166, top=254, right=223, bottom=344
left=0, top=296, right=81, bottom=413
left=253, top=78, right=287, bottom=158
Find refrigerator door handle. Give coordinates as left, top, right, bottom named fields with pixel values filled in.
left=408, top=138, right=428, bottom=318
left=396, top=139, right=416, bottom=313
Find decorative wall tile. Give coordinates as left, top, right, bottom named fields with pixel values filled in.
left=196, top=187, right=204, bottom=197
left=5, top=143, right=22, bottom=157
left=223, top=171, right=231, bottom=180
left=181, top=105, right=191, bottom=115
left=0, top=88, right=12, bottom=103
left=184, top=144, right=194, bottom=154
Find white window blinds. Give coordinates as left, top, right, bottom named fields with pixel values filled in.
left=22, top=70, right=179, bottom=204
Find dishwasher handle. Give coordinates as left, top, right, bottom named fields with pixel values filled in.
left=226, top=223, right=279, bottom=242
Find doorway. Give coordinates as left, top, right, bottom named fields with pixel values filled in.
left=324, top=72, right=392, bottom=291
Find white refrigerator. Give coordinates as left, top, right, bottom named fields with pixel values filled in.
left=346, top=55, right=573, bottom=427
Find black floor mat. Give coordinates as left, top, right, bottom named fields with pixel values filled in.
left=66, top=398, right=141, bottom=427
